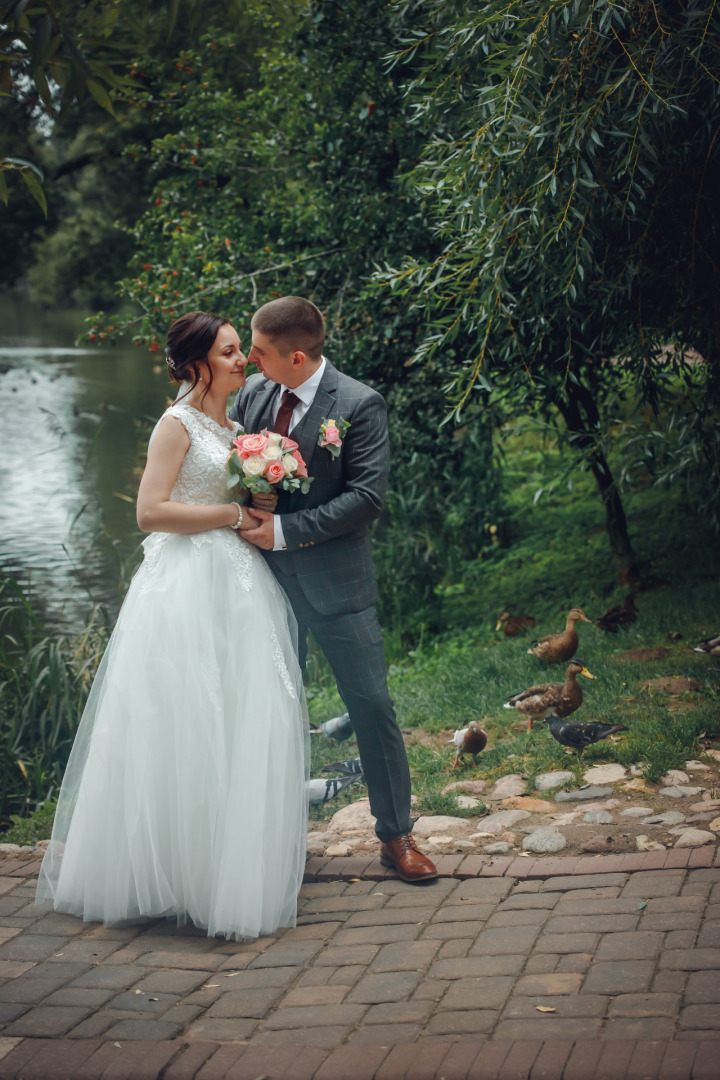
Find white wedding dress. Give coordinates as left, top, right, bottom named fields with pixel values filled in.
left=36, top=403, right=308, bottom=940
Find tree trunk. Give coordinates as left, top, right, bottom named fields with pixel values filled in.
left=554, top=383, right=639, bottom=583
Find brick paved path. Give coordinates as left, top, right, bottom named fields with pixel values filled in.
left=0, top=848, right=719, bottom=1078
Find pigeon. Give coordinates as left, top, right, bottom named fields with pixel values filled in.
left=322, top=757, right=365, bottom=780
left=309, top=711, right=354, bottom=742
left=504, top=659, right=594, bottom=732
left=543, top=715, right=628, bottom=756
left=448, top=721, right=488, bottom=768
left=306, top=773, right=361, bottom=805
left=694, top=634, right=720, bottom=657
left=596, top=594, right=637, bottom=632
left=528, top=608, right=593, bottom=662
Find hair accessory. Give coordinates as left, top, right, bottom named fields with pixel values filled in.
left=164, top=346, right=177, bottom=372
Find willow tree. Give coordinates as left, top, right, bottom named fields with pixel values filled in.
left=384, top=0, right=720, bottom=575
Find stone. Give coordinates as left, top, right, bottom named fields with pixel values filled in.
left=581, top=835, right=615, bottom=854
left=522, top=827, right=567, bottom=853
left=426, top=835, right=455, bottom=846
left=636, top=835, right=666, bottom=852
left=709, top=817, right=720, bottom=833
left=328, top=799, right=376, bottom=834
left=673, top=829, right=715, bottom=848
left=0, top=844, right=23, bottom=854
left=500, top=796, right=556, bottom=813
left=623, top=778, right=650, bottom=792
left=629, top=765, right=646, bottom=776
left=582, top=764, right=627, bottom=785
left=324, top=843, right=353, bottom=857
left=490, top=774, right=527, bottom=800
left=535, top=770, right=574, bottom=792
left=685, top=760, right=710, bottom=771
left=455, top=796, right=481, bottom=810
left=583, top=810, right=614, bottom=823
left=621, top=807, right=653, bottom=817
left=555, top=787, right=613, bottom=802
left=484, top=842, right=512, bottom=855
left=705, top=750, right=720, bottom=762
left=691, top=799, right=720, bottom=811
left=453, top=840, right=476, bottom=850
left=642, top=811, right=686, bottom=826
left=500, top=831, right=518, bottom=844
left=660, top=786, right=703, bottom=798
left=412, top=815, right=471, bottom=837
left=441, top=780, right=488, bottom=796
left=660, top=770, right=689, bottom=786
left=468, top=809, right=531, bottom=835
left=306, top=843, right=326, bottom=857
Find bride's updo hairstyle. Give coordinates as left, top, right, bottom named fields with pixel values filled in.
left=165, top=311, right=230, bottom=402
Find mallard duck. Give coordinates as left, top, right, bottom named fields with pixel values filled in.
left=448, top=722, right=488, bottom=768
left=496, top=611, right=536, bottom=636
left=694, top=634, right=720, bottom=657
left=596, top=594, right=637, bottom=633
left=544, top=715, right=628, bottom=756
left=528, top=608, right=592, bottom=662
left=504, top=659, right=595, bottom=732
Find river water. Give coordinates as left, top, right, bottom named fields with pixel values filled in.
left=0, top=301, right=171, bottom=632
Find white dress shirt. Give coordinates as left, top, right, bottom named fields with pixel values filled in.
left=271, top=357, right=326, bottom=550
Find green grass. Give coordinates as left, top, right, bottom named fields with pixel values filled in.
left=307, top=425, right=720, bottom=823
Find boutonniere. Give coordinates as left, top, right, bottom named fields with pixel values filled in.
left=318, top=417, right=350, bottom=459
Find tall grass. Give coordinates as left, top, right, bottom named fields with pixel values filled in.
left=0, top=578, right=108, bottom=821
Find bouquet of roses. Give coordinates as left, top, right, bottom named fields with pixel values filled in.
left=226, top=430, right=313, bottom=496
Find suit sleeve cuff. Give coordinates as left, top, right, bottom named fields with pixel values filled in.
left=273, top=515, right=287, bottom=551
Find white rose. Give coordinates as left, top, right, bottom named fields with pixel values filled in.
left=262, top=445, right=282, bottom=461
left=242, top=454, right=265, bottom=476
left=266, top=432, right=283, bottom=447
left=283, top=453, right=298, bottom=476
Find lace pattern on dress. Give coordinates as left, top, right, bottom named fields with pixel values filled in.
left=223, top=531, right=253, bottom=592
left=138, top=533, right=168, bottom=594
left=200, top=647, right=223, bottom=714
left=270, top=624, right=297, bottom=700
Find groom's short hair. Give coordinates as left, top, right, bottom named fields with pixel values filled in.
left=252, top=296, right=325, bottom=361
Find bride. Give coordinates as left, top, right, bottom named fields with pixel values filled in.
left=36, top=311, right=309, bottom=940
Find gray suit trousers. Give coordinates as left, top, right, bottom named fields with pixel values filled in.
left=277, top=570, right=412, bottom=843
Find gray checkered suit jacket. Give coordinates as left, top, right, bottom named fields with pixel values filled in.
left=229, top=359, right=388, bottom=617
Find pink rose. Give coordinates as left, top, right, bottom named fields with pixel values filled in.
left=240, top=432, right=268, bottom=455
left=321, top=424, right=342, bottom=447
left=265, top=460, right=286, bottom=484
left=281, top=436, right=299, bottom=451
left=292, top=450, right=308, bottom=478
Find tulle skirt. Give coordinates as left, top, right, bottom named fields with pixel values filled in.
left=36, top=527, right=309, bottom=940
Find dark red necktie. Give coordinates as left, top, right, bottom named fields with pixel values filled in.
left=274, top=389, right=300, bottom=437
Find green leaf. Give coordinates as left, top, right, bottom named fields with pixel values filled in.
left=20, top=169, right=47, bottom=216
left=166, top=0, right=180, bottom=39
left=85, top=77, right=115, bottom=117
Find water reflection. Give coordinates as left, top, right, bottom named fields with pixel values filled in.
left=0, top=302, right=170, bottom=631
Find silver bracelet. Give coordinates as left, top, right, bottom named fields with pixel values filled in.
left=231, top=502, right=244, bottom=529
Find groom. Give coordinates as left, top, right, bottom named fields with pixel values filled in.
left=231, top=296, right=437, bottom=883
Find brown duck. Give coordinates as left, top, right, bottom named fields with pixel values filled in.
left=528, top=608, right=592, bottom=662
left=496, top=611, right=536, bottom=636
left=504, top=659, right=595, bottom=732
left=694, top=634, right=720, bottom=657
left=596, top=594, right=637, bottom=633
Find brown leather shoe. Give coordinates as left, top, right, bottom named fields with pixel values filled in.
left=380, top=834, right=438, bottom=882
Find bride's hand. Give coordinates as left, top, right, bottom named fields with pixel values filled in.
left=252, top=491, right=278, bottom=513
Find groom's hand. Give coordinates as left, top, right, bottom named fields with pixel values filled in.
left=239, top=508, right=274, bottom=550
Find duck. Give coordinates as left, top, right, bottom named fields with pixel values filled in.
left=504, top=659, right=595, bottom=732
left=596, top=594, right=637, bottom=633
left=495, top=611, right=536, bottom=636
left=544, top=715, right=628, bottom=756
left=693, top=634, right=720, bottom=657
left=528, top=608, right=592, bottom=662
left=448, top=722, right=488, bottom=768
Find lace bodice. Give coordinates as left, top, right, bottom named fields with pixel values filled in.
left=151, top=404, right=239, bottom=506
